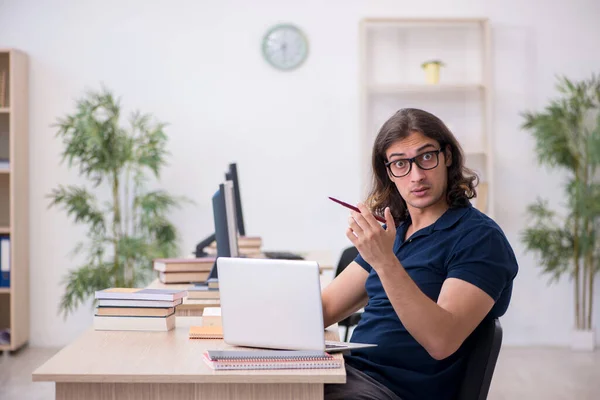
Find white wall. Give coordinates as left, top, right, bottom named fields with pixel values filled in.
left=1, top=0, right=599, bottom=347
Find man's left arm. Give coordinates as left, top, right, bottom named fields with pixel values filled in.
left=348, top=204, right=517, bottom=361
left=376, top=264, right=494, bottom=360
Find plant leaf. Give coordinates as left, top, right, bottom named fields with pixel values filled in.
left=48, top=185, right=106, bottom=234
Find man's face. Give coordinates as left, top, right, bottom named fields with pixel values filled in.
left=384, top=131, right=451, bottom=211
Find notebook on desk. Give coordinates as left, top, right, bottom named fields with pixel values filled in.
left=216, top=257, right=376, bottom=353
left=203, top=349, right=342, bottom=370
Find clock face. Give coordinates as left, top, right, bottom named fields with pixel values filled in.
left=262, top=24, right=309, bottom=71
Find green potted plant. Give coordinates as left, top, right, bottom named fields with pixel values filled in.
left=521, top=74, right=600, bottom=351
left=49, top=86, right=188, bottom=317
left=421, top=60, right=445, bottom=84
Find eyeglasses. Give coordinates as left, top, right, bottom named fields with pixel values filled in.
left=385, top=148, right=444, bottom=178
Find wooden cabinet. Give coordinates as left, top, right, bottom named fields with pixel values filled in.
left=0, top=48, right=29, bottom=352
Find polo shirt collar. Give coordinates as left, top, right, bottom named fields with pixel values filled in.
left=400, top=204, right=471, bottom=241
left=433, top=204, right=472, bottom=231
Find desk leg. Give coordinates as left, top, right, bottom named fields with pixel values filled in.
left=56, top=382, right=324, bottom=400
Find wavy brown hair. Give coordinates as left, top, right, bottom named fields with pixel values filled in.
left=367, top=108, right=478, bottom=226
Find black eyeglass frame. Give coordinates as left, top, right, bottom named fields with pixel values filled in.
left=384, top=147, right=446, bottom=178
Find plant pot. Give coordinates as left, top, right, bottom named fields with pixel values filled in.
left=423, top=63, right=441, bottom=84
left=571, top=328, right=595, bottom=351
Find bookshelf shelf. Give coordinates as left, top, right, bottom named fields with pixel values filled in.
left=0, top=49, right=28, bottom=353
left=368, top=83, right=485, bottom=94
left=362, top=17, right=488, bottom=28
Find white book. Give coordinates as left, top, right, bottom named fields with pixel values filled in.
left=94, top=313, right=176, bottom=331
left=0, top=237, right=9, bottom=272
left=95, top=288, right=187, bottom=301
left=96, top=298, right=183, bottom=308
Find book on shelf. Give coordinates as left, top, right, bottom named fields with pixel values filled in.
left=96, top=307, right=175, bottom=317
left=96, top=298, right=183, bottom=308
left=189, top=325, right=223, bottom=339
left=0, top=236, right=10, bottom=288
left=0, top=328, right=9, bottom=345
left=202, top=350, right=342, bottom=370
left=0, top=269, right=8, bottom=288
left=94, top=312, right=176, bottom=331
left=158, top=270, right=210, bottom=284
left=153, top=257, right=215, bottom=273
left=0, top=70, right=6, bottom=108
left=95, top=287, right=187, bottom=302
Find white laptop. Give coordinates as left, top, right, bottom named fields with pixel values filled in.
left=216, top=257, right=376, bottom=353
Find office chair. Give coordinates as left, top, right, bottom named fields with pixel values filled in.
left=456, top=318, right=503, bottom=400
left=335, top=246, right=362, bottom=341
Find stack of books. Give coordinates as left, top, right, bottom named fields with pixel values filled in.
left=154, top=257, right=215, bottom=284
left=94, top=288, right=188, bottom=331
left=205, top=236, right=263, bottom=258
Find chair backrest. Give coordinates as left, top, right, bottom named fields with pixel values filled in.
left=456, top=318, right=503, bottom=400
left=335, top=246, right=359, bottom=277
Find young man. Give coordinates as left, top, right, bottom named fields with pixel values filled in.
left=322, top=108, right=518, bottom=400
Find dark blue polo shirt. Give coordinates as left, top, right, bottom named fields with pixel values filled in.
left=345, top=204, right=518, bottom=400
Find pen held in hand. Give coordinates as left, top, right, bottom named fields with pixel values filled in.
left=328, top=196, right=387, bottom=224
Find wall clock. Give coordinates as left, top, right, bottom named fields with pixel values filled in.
left=261, top=24, right=309, bottom=71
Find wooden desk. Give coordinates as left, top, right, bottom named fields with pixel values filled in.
left=33, top=316, right=345, bottom=400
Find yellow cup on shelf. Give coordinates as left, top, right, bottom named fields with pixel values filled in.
left=422, top=61, right=444, bottom=84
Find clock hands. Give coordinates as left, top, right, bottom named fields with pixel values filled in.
left=262, top=24, right=307, bottom=70
left=281, top=42, right=288, bottom=66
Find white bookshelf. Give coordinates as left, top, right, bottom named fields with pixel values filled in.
left=359, top=18, right=493, bottom=216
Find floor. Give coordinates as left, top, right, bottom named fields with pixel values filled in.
left=1, top=346, right=599, bottom=399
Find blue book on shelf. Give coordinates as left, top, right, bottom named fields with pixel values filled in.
left=0, top=270, right=9, bottom=287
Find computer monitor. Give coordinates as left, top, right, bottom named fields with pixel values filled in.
left=225, top=163, right=245, bottom=236
left=194, top=163, right=244, bottom=257
left=205, top=181, right=239, bottom=281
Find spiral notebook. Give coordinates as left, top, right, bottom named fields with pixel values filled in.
left=203, top=350, right=342, bottom=370
left=189, top=325, right=223, bottom=339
